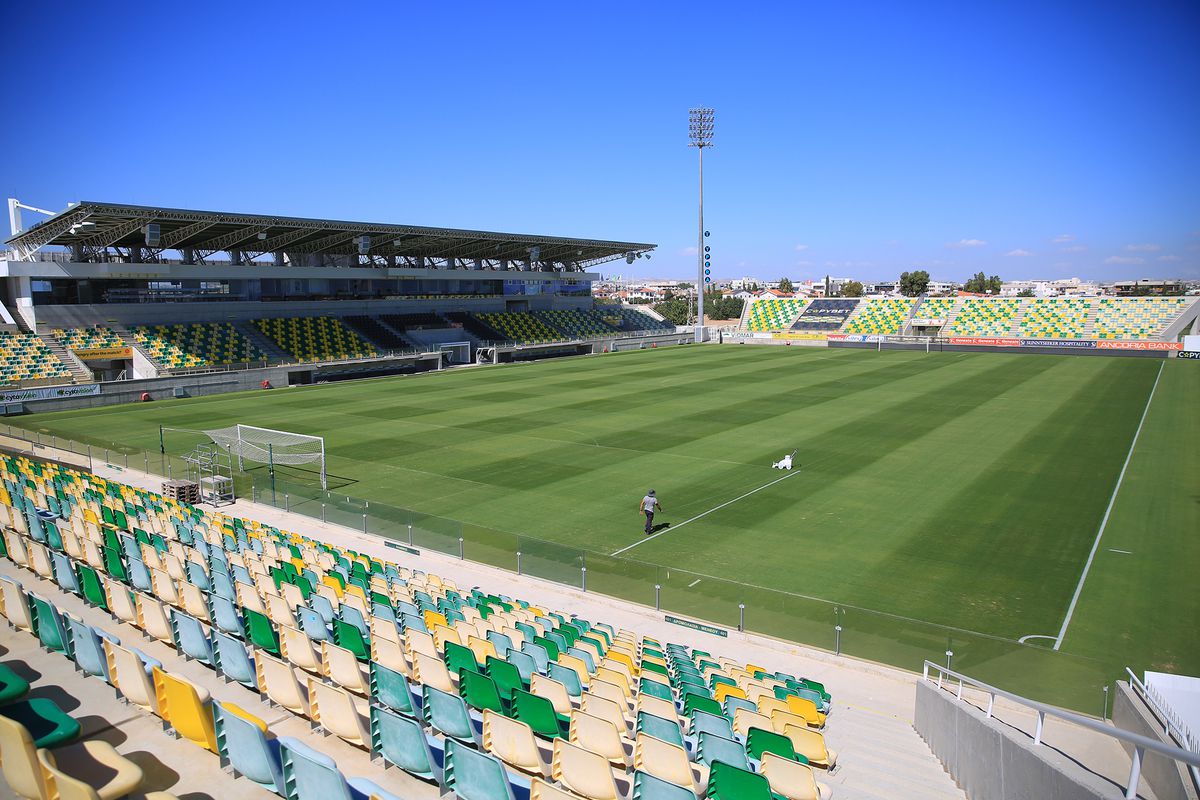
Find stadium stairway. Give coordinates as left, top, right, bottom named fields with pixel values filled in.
left=233, top=320, right=291, bottom=362
left=38, top=335, right=92, bottom=384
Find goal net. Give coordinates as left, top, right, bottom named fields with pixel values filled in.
left=204, top=424, right=327, bottom=488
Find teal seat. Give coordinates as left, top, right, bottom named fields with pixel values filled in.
left=423, top=685, right=477, bottom=745
left=29, top=595, right=69, bottom=654
left=443, top=738, right=520, bottom=800
left=171, top=610, right=214, bottom=666
left=637, top=711, right=684, bottom=748
left=723, top=696, right=756, bottom=719
left=633, top=769, right=698, bottom=799
left=369, top=705, right=443, bottom=784
left=640, top=678, right=673, bottom=702
left=507, top=650, right=538, bottom=685
left=548, top=662, right=582, bottom=698
left=50, top=551, right=80, bottom=595
left=370, top=661, right=416, bottom=716
left=213, top=701, right=284, bottom=794
left=521, top=641, right=550, bottom=674
left=567, top=646, right=596, bottom=673
left=62, top=617, right=116, bottom=682
left=0, top=664, right=30, bottom=704
left=212, top=630, right=257, bottom=688
left=690, top=711, right=735, bottom=743
left=696, top=731, right=751, bottom=772
left=0, top=698, right=81, bottom=748
left=278, top=736, right=403, bottom=800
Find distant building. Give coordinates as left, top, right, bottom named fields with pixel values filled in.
left=1110, top=279, right=1186, bottom=296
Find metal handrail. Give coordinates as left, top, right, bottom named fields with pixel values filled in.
left=1125, top=668, right=1200, bottom=790
left=923, top=661, right=1200, bottom=799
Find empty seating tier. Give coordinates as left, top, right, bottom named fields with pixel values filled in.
left=1019, top=298, right=1093, bottom=339
left=533, top=310, right=620, bottom=339
left=253, top=317, right=377, bottom=362
left=51, top=326, right=125, bottom=351
left=340, top=315, right=413, bottom=351
left=130, top=323, right=266, bottom=369
left=477, top=312, right=565, bottom=344
left=843, top=298, right=915, bottom=335
left=745, top=298, right=807, bottom=331
left=791, top=299, right=859, bottom=331
left=1094, top=297, right=1193, bottom=339
left=0, top=451, right=837, bottom=800
left=607, top=307, right=675, bottom=333
left=0, top=333, right=72, bottom=384
left=946, top=298, right=1022, bottom=337
left=913, top=297, right=957, bottom=321
left=379, top=313, right=448, bottom=331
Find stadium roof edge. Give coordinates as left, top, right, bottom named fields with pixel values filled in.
left=5, top=200, right=656, bottom=268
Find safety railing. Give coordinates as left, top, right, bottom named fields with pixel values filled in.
left=1125, top=667, right=1200, bottom=787
left=923, top=660, right=1200, bottom=799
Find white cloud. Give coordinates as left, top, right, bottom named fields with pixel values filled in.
left=1005, top=249, right=1033, bottom=257
left=1059, top=244, right=1088, bottom=253
left=1125, top=243, right=1161, bottom=252
left=1104, top=255, right=1145, bottom=265
left=794, top=244, right=809, bottom=252
left=945, top=238, right=988, bottom=249
left=679, top=246, right=698, bottom=256
left=1051, top=234, right=1075, bottom=243
left=1158, top=254, right=1181, bottom=262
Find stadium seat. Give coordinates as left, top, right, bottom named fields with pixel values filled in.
left=744, top=298, right=807, bottom=331
left=212, top=701, right=286, bottom=794
left=551, top=738, right=627, bottom=800
left=443, top=737, right=522, bottom=800
left=252, top=317, right=377, bottom=362
left=843, top=298, right=915, bottom=335
left=129, top=323, right=265, bottom=369
left=946, top=297, right=1022, bottom=337
left=1093, top=297, right=1193, bottom=339
left=1018, top=297, right=1092, bottom=339
left=0, top=333, right=73, bottom=384
left=757, top=751, right=834, bottom=799
left=0, top=714, right=144, bottom=800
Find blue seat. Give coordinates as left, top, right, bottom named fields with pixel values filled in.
left=185, top=560, right=211, bottom=591
left=170, top=610, right=214, bottom=665
left=212, top=630, right=257, bottom=688
left=308, top=594, right=336, bottom=626
left=637, top=711, right=684, bottom=749
left=370, top=661, right=417, bottom=716
left=62, top=616, right=117, bottom=682
left=369, top=705, right=443, bottom=784
left=214, top=701, right=284, bottom=794
left=696, top=731, right=750, bottom=772
left=210, top=569, right=236, bottom=601
left=423, top=685, right=479, bottom=745
left=400, top=613, right=427, bottom=634
left=209, top=594, right=242, bottom=638
left=339, top=605, right=368, bottom=636
left=49, top=552, right=80, bottom=595
left=126, top=557, right=152, bottom=592
left=548, top=662, right=582, bottom=698
left=443, top=738, right=520, bottom=800
left=297, top=607, right=331, bottom=642
left=567, top=646, right=596, bottom=673
left=278, top=735, right=402, bottom=800
left=689, top=710, right=734, bottom=743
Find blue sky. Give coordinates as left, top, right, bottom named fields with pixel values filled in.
left=2, top=0, right=1197, bottom=283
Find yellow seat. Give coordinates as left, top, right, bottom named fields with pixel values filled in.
left=104, top=641, right=158, bottom=713
left=759, top=751, right=834, bottom=800
left=633, top=732, right=701, bottom=791
left=569, top=710, right=630, bottom=768
left=483, top=709, right=551, bottom=778
left=0, top=715, right=144, bottom=800
left=152, top=667, right=218, bottom=753
left=308, top=677, right=370, bottom=748
left=551, top=738, right=626, bottom=800
left=782, top=723, right=838, bottom=770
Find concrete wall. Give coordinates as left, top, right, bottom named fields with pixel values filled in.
left=914, top=681, right=1136, bottom=800
left=1112, top=682, right=1199, bottom=800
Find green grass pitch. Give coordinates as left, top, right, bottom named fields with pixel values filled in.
left=17, top=346, right=1198, bottom=709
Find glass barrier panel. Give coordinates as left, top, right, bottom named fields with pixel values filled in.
left=519, top=537, right=584, bottom=588
left=462, top=523, right=519, bottom=572
left=581, top=553, right=658, bottom=609
left=655, top=566, right=742, bottom=629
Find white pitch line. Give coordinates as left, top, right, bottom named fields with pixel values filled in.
left=610, top=470, right=802, bottom=556
left=1054, top=361, right=1163, bottom=651
left=687, top=579, right=702, bottom=588
left=1108, top=548, right=1132, bottom=555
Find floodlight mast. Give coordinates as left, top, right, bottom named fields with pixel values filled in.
left=688, top=107, right=714, bottom=343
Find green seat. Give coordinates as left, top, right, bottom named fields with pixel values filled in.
left=641, top=660, right=669, bottom=679
left=242, top=608, right=280, bottom=656
left=443, top=738, right=517, bottom=800
left=746, top=726, right=807, bottom=765
left=512, top=688, right=566, bottom=739
left=683, top=693, right=723, bottom=720
left=0, top=664, right=31, bottom=704
left=706, top=759, right=774, bottom=800
left=333, top=618, right=369, bottom=662
left=0, top=698, right=81, bottom=748
left=533, top=635, right=559, bottom=661
left=443, top=641, right=479, bottom=676
left=76, top=564, right=108, bottom=611
left=29, top=596, right=68, bottom=654
left=459, top=669, right=507, bottom=715
left=102, top=546, right=128, bottom=583
left=370, top=661, right=416, bottom=716
left=484, top=656, right=526, bottom=703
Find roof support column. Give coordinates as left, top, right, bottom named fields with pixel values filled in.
left=182, top=248, right=196, bottom=265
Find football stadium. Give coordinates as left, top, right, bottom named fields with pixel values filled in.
left=0, top=196, right=1198, bottom=800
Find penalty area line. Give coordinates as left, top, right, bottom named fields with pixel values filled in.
left=610, top=469, right=803, bottom=557
left=1053, top=360, right=1163, bottom=651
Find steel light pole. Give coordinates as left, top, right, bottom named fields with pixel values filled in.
left=689, top=107, right=714, bottom=343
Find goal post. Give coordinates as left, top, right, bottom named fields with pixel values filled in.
left=188, top=424, right=327, bottom=489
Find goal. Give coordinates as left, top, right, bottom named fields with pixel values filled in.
left=202, top=424, right=326, bottom=489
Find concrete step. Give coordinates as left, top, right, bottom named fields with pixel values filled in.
left=822, top=702, right=966, bottom=800
left=40, top=335, right=93, bottom=383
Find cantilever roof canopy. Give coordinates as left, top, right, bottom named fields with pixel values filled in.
left=5, top=201, right=656, bottom=269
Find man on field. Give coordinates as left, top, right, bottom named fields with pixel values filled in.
left=639, top=489, right=663, bottom=535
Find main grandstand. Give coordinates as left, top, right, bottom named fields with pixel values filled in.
left=0, top=200, right=674, bottom=395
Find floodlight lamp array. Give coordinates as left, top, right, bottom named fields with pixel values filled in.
left=688, top=107, right=715, bottom=147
